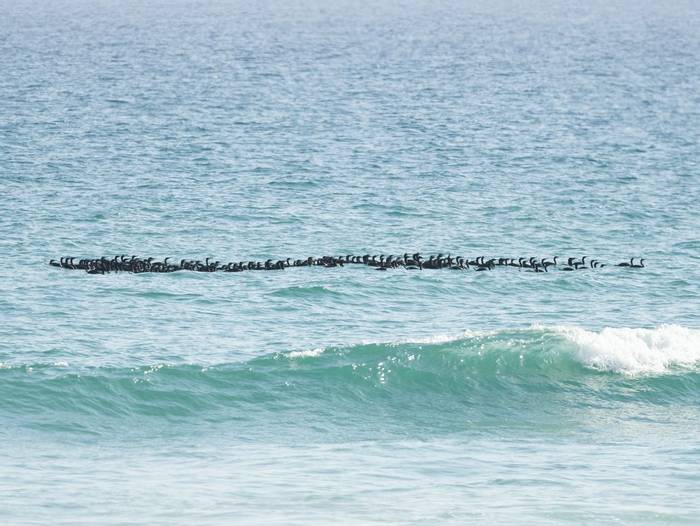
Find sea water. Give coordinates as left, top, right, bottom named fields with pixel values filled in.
left=1, top=0, right=699, bottom=524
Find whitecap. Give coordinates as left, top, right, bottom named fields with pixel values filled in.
left=287, top=348, right=326, bottom=359
left=549, top=324, right=700, bottom=375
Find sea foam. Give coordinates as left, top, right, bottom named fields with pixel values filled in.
left=551, top=324, right=700, bottom=375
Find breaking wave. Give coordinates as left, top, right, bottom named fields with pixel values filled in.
left=2, top=325, right=698, bottom=433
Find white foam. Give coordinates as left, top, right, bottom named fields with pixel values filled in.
left=360, top=329, right=496, bottom=348
left=550, top=324, right=700, bottom=375
left=287, top=348, right=326, bottom=359
left=397, top=329, right=487, bottom=345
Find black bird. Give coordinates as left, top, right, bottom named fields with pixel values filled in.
left=542, top=257, right=558, bottom=269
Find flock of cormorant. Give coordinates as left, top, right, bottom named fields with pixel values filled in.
left=49, top=254, right=646, bottom=275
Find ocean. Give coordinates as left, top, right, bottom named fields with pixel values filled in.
left=1, top=0, right=699, bottom=524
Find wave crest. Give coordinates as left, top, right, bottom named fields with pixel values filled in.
left=549, top=324, right=700, bottom=375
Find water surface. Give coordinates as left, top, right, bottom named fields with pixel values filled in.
left=1, top=0, right=699, bottom=524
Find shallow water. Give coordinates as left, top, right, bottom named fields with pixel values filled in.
left=2, top=0, right=700, bottom=524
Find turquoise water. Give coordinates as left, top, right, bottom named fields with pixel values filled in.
left=2, top=0, right=700, bottom=524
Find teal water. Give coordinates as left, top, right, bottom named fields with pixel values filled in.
left=2, top=0, right=700, bottom=524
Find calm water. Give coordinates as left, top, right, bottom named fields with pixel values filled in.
left=2, top=1, right=700, bottom=524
